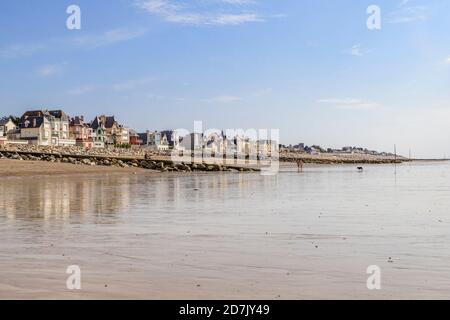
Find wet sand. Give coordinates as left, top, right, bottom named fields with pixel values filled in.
left=1, top=161, right=450, bottom=299
left=0, top=159, right=154, bottom=177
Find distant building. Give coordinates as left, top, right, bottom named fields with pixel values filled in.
left=139, top=130, right=170, bottom=151
left=204, top=132, right=223, bottom=155
left=304, top=146, right=318, bottom=155
left=234, top=136, right=253, bottom=156
left=154, top=131, right=170, bottom=151
left=18, top=111, right=50, bottom=145
left=0, top=117, right=17, bottom=137
left=176, top=132, right=204, bottom=154
left=69, top=116, right=94, bottom=148
left=342, top=146, right=353, bottom=153
left=6, top=128, right=21, bottom=141
left=160, top=130, right=175, bottom=149
left=129, top=129, right=143, bottom=145
left=90, top=116, right=106, bottom=148
left=91, top=115, right=129, bottom=146
left=222, top=136, right=237, bottom=155
left=257, top=140, right=279, bottom=158
left=138, top=132, right=148, bottom=146
left=19, top=110, right=75, bottom=146
left=47, top=110, right=72, bottom=145
left=119, top=127, right=130, bottom=145
left=293, top=143, right=305, bottom=151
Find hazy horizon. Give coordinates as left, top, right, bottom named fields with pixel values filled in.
left=1, top=0, right=450, bottom=158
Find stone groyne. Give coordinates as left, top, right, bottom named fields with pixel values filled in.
left=280, top=151, right=407, bottom=164
left=0, top=149, right=258, bottom=173
left=280, top=156, right=405, bottom=164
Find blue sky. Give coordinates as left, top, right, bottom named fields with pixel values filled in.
left=1, top=0, right=450, bottom=157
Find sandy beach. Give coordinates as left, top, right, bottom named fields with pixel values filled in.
left=0, top=159, right=152, bottom=177
left=1, top=160, right=450, bottom=299
left=0, top=158, right=392, bottom=178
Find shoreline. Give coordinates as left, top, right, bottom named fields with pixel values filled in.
left=0, top=159, right=264, bottom=178
left=0, top=145, right=410, bottom=178
left=0, top=151, right=411, bottom=178
left=280, top=153, right=407, bottom=164
left=0, top=159, right=155, bottom=177
left=0, top=158, right=425, bottom=178
left=0, top=149, right=259, bottom=175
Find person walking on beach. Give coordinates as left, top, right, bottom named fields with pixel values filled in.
left=296, top=159, right=304, bottom=172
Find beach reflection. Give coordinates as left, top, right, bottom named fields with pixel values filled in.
left=3, top=163, right=450, bottom=299
left=0, top=173, right=267, bottom=222
left=0, top=176, right=131, bottom=220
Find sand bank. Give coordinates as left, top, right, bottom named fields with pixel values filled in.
left=0, top=159, right=155, bottom=177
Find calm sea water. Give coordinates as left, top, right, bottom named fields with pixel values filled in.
left=1, top=161, right=450, bottom=299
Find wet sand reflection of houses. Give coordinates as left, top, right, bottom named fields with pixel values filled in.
left=0, top=174, right=273, bottom=222
left=0, top=176, right=133, bottom=221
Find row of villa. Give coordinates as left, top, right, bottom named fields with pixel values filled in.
left=0, top=110, right=169, bottom=150
left=0, top=109, right=278, bottom=158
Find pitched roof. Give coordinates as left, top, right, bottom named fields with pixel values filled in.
left=105, top=116, right=116, bottom=128
left=91, top=115, right=117, bottom=129
left=128, top=129, right=139, bottom=137
left=90, top=117, right=102, bottom=130
left=70, top=116, right=88, bottom=126
left=48, top=110, right=69, bottom=120
left=160, top=130, right=173, bottom=141
left=0, top=117, right=12, bottom=126
left=19, top=116, right=46, bottom=129
left=70, top=118, right=83, bottom=126
left=21, top=110, right=50, bottom=119
left=20, top=109, right=69, bottom=123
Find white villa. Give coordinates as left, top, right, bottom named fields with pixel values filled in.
left=19, top=110, right=76, bottom=146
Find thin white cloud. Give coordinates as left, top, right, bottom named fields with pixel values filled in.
left=212, top=13, right=262, bottom=25
left=445, top=56, right=450, bottom=65
left=135, top=0, right=265, bottom=26
left=0, top=43, right=46, bottom=59
left=37, top=64, right=64, bottom=77
left=67, top=76, right=154, bottom=95
left=209, top=95, right=243, bottom=103
left=388, top=5, right=430, bottom=24
left=72, top=27, right=148, bottom=49
left=318, top=98, right=380, bottom=110
left=0, top=27, right=147, bottom=60
left=113, top=77, right=154, bottom=91
left=147, top=93, right=165, bottom=100
left=67, top=85, right=96, bottom=95
left=165, top=13, right=203, bottom=25
left=222, top=0, right=255, bottom=5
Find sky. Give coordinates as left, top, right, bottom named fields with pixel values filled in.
left=1, top=0, right=450, bottom=158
